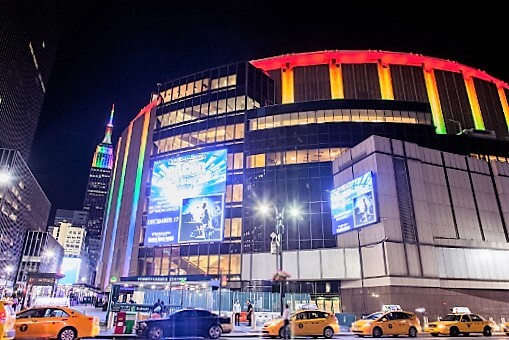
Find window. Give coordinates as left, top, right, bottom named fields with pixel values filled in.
left=461, top=315, right=471, bottom=322
left=470, top=314, right=483, bottom=322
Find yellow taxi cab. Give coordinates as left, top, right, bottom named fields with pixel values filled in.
left=15, top=305, right=100, bottom=340
left=502, top=321, right=509, bottom=335
left=0, top=300, right=16, bottom=340
left=351, top=310, right=420, bottom=338
left=262, top=309, right=339, bottom=338
left=424, top=307, right=492, bottom=337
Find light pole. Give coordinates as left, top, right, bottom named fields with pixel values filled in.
left=260, top=203, right=300, bottom=315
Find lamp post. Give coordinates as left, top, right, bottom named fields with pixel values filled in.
left=260, top=203, right=300, bottom=315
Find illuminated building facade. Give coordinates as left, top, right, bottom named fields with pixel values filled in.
left=0, top=149, right=51, bottom=289
left=100, top=51, right=509, bottom=318
left=83, top=105, right=115, bottom=284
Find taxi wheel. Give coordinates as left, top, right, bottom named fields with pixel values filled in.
left=57, top=327, right=77, bottom=340
left=431, top=333, right=439, bottom=337
left=373, top=327, right=383, bottom=338
left=450, top=327, right=459, bottom=337
left=409, top=326, right=418, bottom=338
left=463, top=333, right=469, bottom=336
left=323, top=326, right=334, bottom=339
left=483, top=326, right=492, bottom=336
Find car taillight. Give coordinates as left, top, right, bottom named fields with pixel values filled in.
left=0, top=311, right=6, bottom=324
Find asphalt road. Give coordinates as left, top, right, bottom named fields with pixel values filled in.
left=91, top=335, right=509, bottom=339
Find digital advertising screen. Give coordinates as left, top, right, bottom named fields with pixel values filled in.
left=330, top=171, right=378, bottom=235
left=59, top=257, right=82, bottom=285
left=145, top=148, right=227, bottom=246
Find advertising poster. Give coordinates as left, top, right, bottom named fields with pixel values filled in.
left=145, top=148, right=227, bottom=246
left=330, top=171, right=378, bottom=235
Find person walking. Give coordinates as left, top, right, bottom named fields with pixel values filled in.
left=246, top=300, right=253, bottom=326
left=282, top=304, right=290, bottom=339
left=232, top=299, right=241, bottom=326
left=152, top=299, right=162, bottom=318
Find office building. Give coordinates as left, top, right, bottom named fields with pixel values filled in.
left=0, top=1, right=63, bottom=160
left=54, top=209, right=88, bottom=227
left=0, top=149, right=51, bottom=289
left=51, top=222, right=87, bottom=258
left=17, top=230, right=64, bottom=284
left=99, top=50, right=509, bottom=319
left=83, top=105, right=115, bottom=283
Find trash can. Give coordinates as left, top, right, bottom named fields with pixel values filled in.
left=125, top=312, right=137, bottom=334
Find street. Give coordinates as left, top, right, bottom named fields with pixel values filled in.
left=90, top=335, right=509, bottom=339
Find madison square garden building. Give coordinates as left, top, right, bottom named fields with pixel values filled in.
left=99, top=50, right=509, bottom=319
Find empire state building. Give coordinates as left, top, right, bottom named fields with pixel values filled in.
left=83, top=104, right=115, bottom=284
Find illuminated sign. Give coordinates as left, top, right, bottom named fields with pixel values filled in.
left=145, top=148, right=227, bottom=246
left=330, top=171, right=378, bottom=235
left=59, top=257, right=82, bottom=285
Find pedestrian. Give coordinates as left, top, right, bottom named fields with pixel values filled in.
left=232, top=299, right=241, bottom=326
left=246, top=300, right=253, bottom=326
left=152, top=299, right=162, bottom=317
left=282, top=303, right=290, bottom=339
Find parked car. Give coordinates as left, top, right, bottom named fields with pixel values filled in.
left=351, top=310, right=420, bottom=338
left=135, top=308, right=231, bottom=339
left=14, top=305, right=100, bottom=340
left=0, top=300, right=15, bottom=340
left=425, top=312, right=492, bottom=337
left=262, top=309, right=339, bottom=338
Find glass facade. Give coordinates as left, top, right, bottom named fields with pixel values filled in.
left=102, top=51, right=509, bottom=296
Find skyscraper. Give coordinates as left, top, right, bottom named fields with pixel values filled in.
left=0, top=1, right=63, bottom=160
left=0, top=1, right=62, bottom=291
left=83, top=105, right=115, bottom=284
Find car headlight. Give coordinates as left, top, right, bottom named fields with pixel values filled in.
left=138, top=322, right=147, bottom=329
left=362, top=322, right=372, bottom=327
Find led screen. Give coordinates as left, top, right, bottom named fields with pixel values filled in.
left=145, top=148, right=227, bottom=246
left=330, top=171, right=378, bottom=235
left=59, top=257, right=82, bottom=285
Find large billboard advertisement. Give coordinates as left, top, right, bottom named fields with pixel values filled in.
left=59, top=257, right=82, bottom=285
left=145, top=148, right=227, bottom=246
left=330, top=171, right=378, bottom=235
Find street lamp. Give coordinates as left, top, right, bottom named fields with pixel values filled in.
left=259, top=203, right=300, bottom=315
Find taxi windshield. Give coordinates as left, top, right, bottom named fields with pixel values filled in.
left=441, top=314, right=461, bottom=321
left=364, top=312, right=383, bottom=320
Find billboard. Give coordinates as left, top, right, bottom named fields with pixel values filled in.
left=59, top=257, right=82, bottom=285
left=145, top=148, right=227, bottom=246
left=330, top=171, right=378, bottom=235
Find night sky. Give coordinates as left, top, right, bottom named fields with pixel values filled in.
left=27, top=1, right=508, bottom=223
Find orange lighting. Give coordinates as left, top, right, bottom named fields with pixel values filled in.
left=282, top=65, right=294, bottom=104
left=329, top=63, right=344, bottom=99
left=423, top=68, right=447, bottom=134
left=378, top=62, right=394, bottom=100
left=498, top=87, right=509, bottom=132
left=251, top=50, right=509, bottom=89
left=464, top=76, right=485, bottom=130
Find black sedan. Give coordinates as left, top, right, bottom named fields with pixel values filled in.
left=135, top=308, right=231, bottom=339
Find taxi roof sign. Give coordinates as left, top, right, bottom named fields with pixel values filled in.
left=382, top=305, right=402, bottom=312
left=451, top=307, right=471, bottom=314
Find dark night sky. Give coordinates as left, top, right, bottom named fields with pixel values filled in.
left=27, top=1, right=508, bottom=222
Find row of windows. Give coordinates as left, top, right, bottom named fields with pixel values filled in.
left=246, top=148, right=346, bottom=168
left=153, top=123, right=244, bottom=154
left=249, top=109, right=432, bottom=131
left=160, top=74, right=237, bottom=104
left=140, top=253, right=241, bottom=276
left=156, top=96, right=258, bottom=128
left=470, top=154, right=509, bottom=163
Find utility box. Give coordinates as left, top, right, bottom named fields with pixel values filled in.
left=125, top=312, right=137, bottom=334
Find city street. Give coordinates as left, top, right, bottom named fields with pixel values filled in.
left=89, top=334, right=509, bottom=339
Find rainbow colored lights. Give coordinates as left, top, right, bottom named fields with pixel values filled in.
left=92, top=104, right=115, bottom=169
left=251, top=50, right=509, bottom=135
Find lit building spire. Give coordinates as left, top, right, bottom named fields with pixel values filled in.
left=92, top=104, right=115, bottom=169
left=102, top=103, right=115, bottom=144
